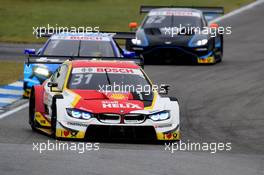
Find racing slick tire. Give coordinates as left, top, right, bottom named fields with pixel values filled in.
left=51, top=97, right=58, bottom=138
left=29, top=88, right=37, bottom=131
left=215, top=34, right=224, bottom=63
left=218, top=35, right=224, bottom=63
left=51, top=95, right=63, bottom=138
left=23, top=82, right=30, bottom=99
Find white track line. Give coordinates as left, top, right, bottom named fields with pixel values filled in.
left=0, top=98, right=18, bottom=103
left=9, top=81, right=23, bottom=87
left=1, top=0, right=264, bottom=120
left=0, top=88, right=23, bottom=95
left=212, top=0, right=264, bottom=22
left=0, top=103, right=29, bottom=119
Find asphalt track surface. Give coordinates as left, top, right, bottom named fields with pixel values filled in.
left=0, top=3, right=264, bottom=175
left=0, top=43, right=41, bottom=61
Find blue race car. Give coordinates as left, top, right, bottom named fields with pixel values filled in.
left=126, top=6, right=224, bottom=64
left=23, top=32, right=137, bottom=97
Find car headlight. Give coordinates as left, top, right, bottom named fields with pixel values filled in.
left=66, top=108, right=92, bottom=120
left=34, top=67, right=50, bottom=77
left=149, top=111, right=170, bottom=121
left=196, top=39, right=208, bottom=46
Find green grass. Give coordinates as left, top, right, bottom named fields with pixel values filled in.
left=0, top=61, right=23, bottom=85
left=0, top=0, right=255, bottom=84
left=0, top=0, right=254, bottom=43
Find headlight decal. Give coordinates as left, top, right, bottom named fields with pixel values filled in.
left=66, top=108, right=92, bottom=120
left=188, top=35, right=209, bottom=47
left=149, top=111, right=170, bottom=121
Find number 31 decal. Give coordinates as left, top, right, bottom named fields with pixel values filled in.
left=71, top=74, right=92, bottom=85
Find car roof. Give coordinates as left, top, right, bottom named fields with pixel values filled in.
left=71, top=60, right=140, bottom=69
left=50, top=32, right=113, bottom=41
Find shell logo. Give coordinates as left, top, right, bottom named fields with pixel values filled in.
left=109, top=93, right=127, bottom=100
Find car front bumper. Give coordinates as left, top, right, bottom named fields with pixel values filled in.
left=55, top=115, right=180, bottom=141
left=133, top=45, right=215, bottom=64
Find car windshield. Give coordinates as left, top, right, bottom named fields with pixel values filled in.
left=142, top=15, right=202, bottom=28
left=43, top=39, right=116, bottom=57
left=68, top=67, right=152, bottom=97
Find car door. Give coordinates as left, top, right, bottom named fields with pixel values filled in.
left=43, top=64, right=69, bottom=117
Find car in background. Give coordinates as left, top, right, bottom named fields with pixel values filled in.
left=23, top=32, right=138, bottom=97
left=29, top=60, right=180, bottom=141
left=126, top=6, right=224, bottom=64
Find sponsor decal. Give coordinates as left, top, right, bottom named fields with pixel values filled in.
left=40, top=120, right=46, bottom=124
left=157, top=125, right=180, bottom=140
left=165, top=11, right=200, bottom=17
left=149, top=11, right=200, bottom=17
left=96, top=68, right=134, bottom=74
left=163, top=132, right=178, bottom=140
left=66, top=122, right=89, bottom=127
left=61, top=130, right=79, bottom=138
left=34, top=112, right=51, bottom=127
left=81, top=68, right=94, bottom=73
left=156, top=131, right=180, bottom=140
left=72, top=67, right=142, bottom=75
left=63, top=130, right=70, bottom=137
left=108, top=93, right=128, bottom=100
left=154, top=124, right=173, bottom=128
left=52, top=35, right=110, bottom=41
left=71, top=131, right=78, bottom=137
left=101, top=101, right=142, bottom=109
left=198, top=57, right=215, bottom=63
left=69, top=36, right=103, bottom=40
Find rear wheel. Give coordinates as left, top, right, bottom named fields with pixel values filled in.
left=23, top=82, right=29, bottom=99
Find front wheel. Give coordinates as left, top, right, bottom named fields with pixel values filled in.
left=216, top=35, right=224, bottom=63
left=51, top=97, right=58, bottom=138
left=29, top=89, right=37, bottom=131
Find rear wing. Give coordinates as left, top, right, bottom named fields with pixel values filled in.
left=35, top=29, right=135, bottom=40
left=140, top=5, right=224, bottom=22
left=109, top=31, right=135, bottom=40
left=25, top=55, right=144, bottom=67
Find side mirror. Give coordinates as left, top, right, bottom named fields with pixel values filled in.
left=47, top=82, right=59, bottom=92
left=129, top=22, right=138, bottom=30
left=122, top=49, right=136, bottom=58
left=47, top=82, right=58, bottom=88
left=209, top=23, right=219, bottom=29
left=159, top=84, right=170, bottom=95
left=24, top=48, right=36, bottom=55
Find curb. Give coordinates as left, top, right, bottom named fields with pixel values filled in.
left=0, top=80, right=23, bottom=110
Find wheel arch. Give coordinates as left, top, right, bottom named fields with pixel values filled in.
left=33, top=85, right=45, bottom=113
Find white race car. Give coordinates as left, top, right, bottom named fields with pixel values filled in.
left=29, top=60, right=180, bottom=141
